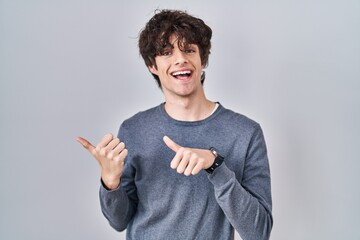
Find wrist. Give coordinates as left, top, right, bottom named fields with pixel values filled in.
left=101, top=177, right=120, bottom=190
left=205, top=147, right=224, bottom=174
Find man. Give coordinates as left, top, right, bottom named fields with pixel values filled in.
left=77, top=9, right=273, bottom=240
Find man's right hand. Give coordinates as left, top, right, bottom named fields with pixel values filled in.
left=76, top=133, right=128, bottom=190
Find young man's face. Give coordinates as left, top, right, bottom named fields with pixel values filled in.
left=149, top=35, right=204, bottom=99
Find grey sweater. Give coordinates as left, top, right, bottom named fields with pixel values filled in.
left=99, top=103, right=273, bottom=240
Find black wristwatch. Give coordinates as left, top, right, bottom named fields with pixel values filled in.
left=205, top=147, right=224, bottom=174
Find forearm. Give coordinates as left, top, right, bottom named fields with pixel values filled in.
left=208, top=163, right=273, bottom=240
left=99, top=182, right=135, bottom=232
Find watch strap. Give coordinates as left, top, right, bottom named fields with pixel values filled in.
left=205, top=147, right=224, bottom=174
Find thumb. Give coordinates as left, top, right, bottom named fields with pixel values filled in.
left=76, top=136, right=96, bottom=154
left=163, top=136, right=181, bottom=152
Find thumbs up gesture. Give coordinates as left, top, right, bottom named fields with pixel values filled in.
left=77, top=133, right=128, bottom=190
left=163, top=136, right=215, bottom=176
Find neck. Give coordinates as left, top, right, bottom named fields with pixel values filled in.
left=164, top=94, right=215, bottom=121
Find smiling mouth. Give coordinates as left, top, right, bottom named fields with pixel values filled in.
left=171, top=70, right=192, bottom=80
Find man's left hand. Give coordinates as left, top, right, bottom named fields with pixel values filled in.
left=163, top=136, right=215, bottom=176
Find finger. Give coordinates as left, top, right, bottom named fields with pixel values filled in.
left=170, top=147, right=184, bottom=169
left=177, top=151, right=191, bottom=174
left=96, top=133, right=114, bottom=150
left=163, top=136, right=181, bottom=152
left=100, top=137, right=119, bottom=157
left=191, top=162, right=204, bottom=175
left=76, top=137, right=96, bottom=154
left=107, top=141, right=125, bottom=159
left=112, top=142, right=125, bottom=155
left=114, top=148, right=128, bottom=162
left=184, top=155, right=198, bottom=176
left=105, top=138, right=120, bottom=151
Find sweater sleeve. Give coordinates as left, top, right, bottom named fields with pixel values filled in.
left=208, top=124, right=273, bottom=240
left=98, top=124, right=138, bottom=232
left=99, top=182, right=136, bottom=231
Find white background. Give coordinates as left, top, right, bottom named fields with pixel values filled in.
left=1, top=0, right=359, bottom=239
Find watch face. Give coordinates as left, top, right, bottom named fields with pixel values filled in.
left=205, top=149, right=224, bottom=174
left=209, top=147, right=218, bottom=157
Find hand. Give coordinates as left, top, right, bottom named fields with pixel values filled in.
left=76, top=133, right=128, bottom=190
left=163, top=136, right=215, bottom=176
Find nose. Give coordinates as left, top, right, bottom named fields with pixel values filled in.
left=173, top=49, right=188, bottom=65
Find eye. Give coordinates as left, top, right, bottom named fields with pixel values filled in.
left=161, top=49, right=172, bottom=56
left=185, top=48, right=195, bottom=53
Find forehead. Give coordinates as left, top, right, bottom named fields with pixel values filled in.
left=164, top=34, right=197, bottom=48
left=168, top=34, right=179, bottom=45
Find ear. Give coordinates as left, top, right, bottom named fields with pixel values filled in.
left=148, top=65, right=158, bottom=75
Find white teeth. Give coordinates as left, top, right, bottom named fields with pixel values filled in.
left=172, top=70, right=191, bottom=76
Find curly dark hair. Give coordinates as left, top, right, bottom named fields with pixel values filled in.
left=138, top=9, right=212, bottom=88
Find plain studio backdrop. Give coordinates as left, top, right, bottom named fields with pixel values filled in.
left=1, top=0, right=359, bottom=239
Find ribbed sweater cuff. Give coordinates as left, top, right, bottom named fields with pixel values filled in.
left=99, top=179, right=125, bottom=198
left=207, top=163, right=235, bottom=187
